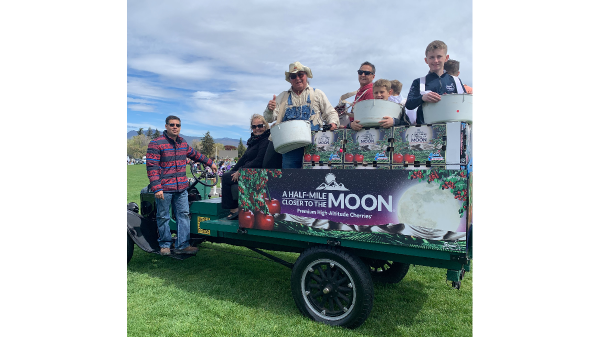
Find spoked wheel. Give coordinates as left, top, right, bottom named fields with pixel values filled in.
left=190, top=162, right=218, bottom=188
left=362, top=258, right=410, bottom=284
left=291, top=246, right=373, bottom=329
left=127, top=232, right=134, bottom=264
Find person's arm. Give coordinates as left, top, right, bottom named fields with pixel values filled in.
left=231, top=150, right=248, bottom=172
left=316, top=89, right=340, bottom=130
left=187, top=146, right=217, bottom=171
left=405, top=79, right=424, bottom=110
left=264, top=92, right=283, bottom=123
left=456, top=77, right=468, bottom=94
left=350, top=120, right=363, bottom=131
left=146, top=140, right=163, bottom=193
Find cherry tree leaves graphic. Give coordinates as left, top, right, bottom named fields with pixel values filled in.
left=408, top=169, right=469, bottom=217
left=238, top=169, right=283, bottom=214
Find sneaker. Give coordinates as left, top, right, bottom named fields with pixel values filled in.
left=160, top=247, right=171, bottom=256
left=174, top=246, right=199, bottom=255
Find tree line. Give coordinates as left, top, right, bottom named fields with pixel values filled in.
left=127, top=128, right=247, bottom=159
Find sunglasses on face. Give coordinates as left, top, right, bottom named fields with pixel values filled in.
left=357, top=70, right=374, bottom=76
left=251, top=124, right=264, bottom=129
left=168, top=123, right=181, bottom=127
left=289, top=73, right=306, bottom=80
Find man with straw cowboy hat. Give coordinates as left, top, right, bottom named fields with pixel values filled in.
left=264, top=61, right=339, bottom=168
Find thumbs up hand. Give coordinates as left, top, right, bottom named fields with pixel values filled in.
left=267, top=94, right=277, bottom=111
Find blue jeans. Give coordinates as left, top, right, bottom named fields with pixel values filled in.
left=282, top=147, right=304, bottom=169
left=155, top=190, right=191, bottom=250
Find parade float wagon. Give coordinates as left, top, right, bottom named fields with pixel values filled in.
left=127, top=96, right=473, bottom=329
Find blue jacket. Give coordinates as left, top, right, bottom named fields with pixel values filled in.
left=405, top=71, right=465, bottom=125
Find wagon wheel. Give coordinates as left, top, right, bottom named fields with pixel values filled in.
left=362, top=258, right=410, bottom=284
left=190, top=162, right=218, bottom=187
left=127, top=231, right=134, bottom=264
left=291, top=246, right=373, bottom=329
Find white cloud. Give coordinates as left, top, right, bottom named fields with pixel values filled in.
left=127, top=97, right=154, bottom=104
left=192, top=91, right=219, bottom=100
left=127, top=122, right=162, bottom=131
left=128, top=103, right=156, bottom=112
left=127, top=78, right=181, bottom=100
left=129, top=55, right=213, bottom=81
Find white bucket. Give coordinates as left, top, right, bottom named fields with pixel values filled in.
left=423, top=94, right=472, bottom=124
left=271, top=120, right=312, bottom=154
left=353, top=99, right=401, bottom=127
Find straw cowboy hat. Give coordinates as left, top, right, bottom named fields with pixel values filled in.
left=285, top=61, right=313, bottom=83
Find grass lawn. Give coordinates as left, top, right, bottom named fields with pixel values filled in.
left=127, top=165, right=472, bottom=336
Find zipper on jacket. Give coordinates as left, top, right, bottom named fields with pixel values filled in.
left=174, top=138, right=179, bottom=191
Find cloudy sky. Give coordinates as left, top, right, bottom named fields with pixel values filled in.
left=127, top=0, right=472, bottom=140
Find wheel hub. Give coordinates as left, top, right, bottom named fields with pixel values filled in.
left=301, top=258, right=356, bottom=320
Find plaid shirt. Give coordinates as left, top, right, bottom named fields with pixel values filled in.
left=146, top=131, right=213, bottom=193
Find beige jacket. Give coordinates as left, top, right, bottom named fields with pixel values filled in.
left=263, top=85, right=339, bottom=128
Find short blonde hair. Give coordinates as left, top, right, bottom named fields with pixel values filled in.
left=373, top=79, right=391, bottom=92
left=250, top=114, right=270, bottom=130
left=425, top=40, right=447, bottom=56
left=390, top=80, right=402, bottom=95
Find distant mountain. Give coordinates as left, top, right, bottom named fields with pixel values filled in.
left=316, top=180, right=348, bottom=191
left=127, top=130, right=246, bottom=147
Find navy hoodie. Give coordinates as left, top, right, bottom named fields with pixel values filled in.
left=405, top=71, right=465, bottom=125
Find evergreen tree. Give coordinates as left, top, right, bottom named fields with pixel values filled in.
left=238, top=138, right=247, bottom=158
left=202, top=131, right=215, bottom=158
left=137, top=128, right=144, bottom=135
left=153, top=129, right=161, bottom=139
left=191, top=140, right=202, bottom=152
left=146, top=128, right=153, bottom=137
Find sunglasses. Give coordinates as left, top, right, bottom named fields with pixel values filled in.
left=251, top=124, right=265, bottom=129
left=357, top=70, right=374, bottom=76
left=289, top=72, right=306, bottom=80
left=168, top=123, right=181, bottom=127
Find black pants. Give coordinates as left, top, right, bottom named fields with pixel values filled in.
left=221, top=171, right=238, bottom=210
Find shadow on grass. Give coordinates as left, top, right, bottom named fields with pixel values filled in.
left=127, top=242, right=430, bottom=334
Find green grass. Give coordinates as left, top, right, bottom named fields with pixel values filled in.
left=127, top=164, right=220, bottom=204
left=128, top=165, right=472, bottom=336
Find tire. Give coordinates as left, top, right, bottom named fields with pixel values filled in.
left=291, top=246, right=373, bottom=329
left=127, top=232, right=134, bottom=264
left=363, top=259, right=410, bottom=284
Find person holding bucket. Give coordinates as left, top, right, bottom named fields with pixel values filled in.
left=405, top=40, right=466, bottom=125
left=264, top=61, right=339, bottom=169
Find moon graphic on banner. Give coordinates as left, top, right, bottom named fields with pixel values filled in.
left=397, top=183, right=461, bottom=231
left=325, top=173, right=335, bottom=184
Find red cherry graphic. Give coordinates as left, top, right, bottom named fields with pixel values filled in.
left=254, top=211, right=274, bottom=231
left=303, top=154, right=312, bottom=162
left=312, top=154, right=320, bottom=162
left=266, top=199, right=281, bottom=214
left=355, top=154, right=364, bottom=163
left=344, top=153, right=354, bottom=162
left=239, top=210, right=254, bottom=229
left=393, top=153, right=404, bottom=163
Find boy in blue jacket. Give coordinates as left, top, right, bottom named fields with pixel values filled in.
left=405, top=40, right=466, bottom=125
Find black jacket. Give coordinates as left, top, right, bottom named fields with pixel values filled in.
left=405, top=71, right=465, bottom=124
left=232, top=129, right=271, bottom=171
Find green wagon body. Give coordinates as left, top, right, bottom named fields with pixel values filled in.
left=128, top=166, right=472, bottom=328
